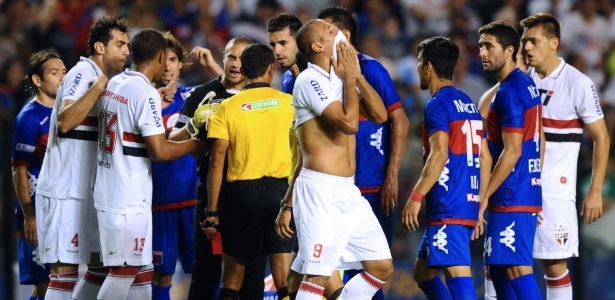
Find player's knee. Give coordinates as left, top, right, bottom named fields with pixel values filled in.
left=540, top=259, right=568, bottom=277
left=367, top=259, right=394, bottom=281
left=153, top=273, right=173, bottom=287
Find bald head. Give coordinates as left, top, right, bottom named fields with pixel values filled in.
left=296, top=19, right=321, bottom=60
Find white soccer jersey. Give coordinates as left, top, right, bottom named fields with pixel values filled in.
left=528, top=59, right=604, bottom=199
left=37, top=57, right=103, bottom=199
left=293, top=63, right=343, bottom=127
left=94, top=70, right=165, bottom=214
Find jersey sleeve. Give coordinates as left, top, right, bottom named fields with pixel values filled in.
left=495, top=87, right=524, bottom=133
left=207, top=100, right=229, bottom=141
left=61, top=67, right=95, bottom=102
left=362, top=59, right=402, bottom=113
left=174, top=85, right=205, bottom=130
left=295, top=75, right=340, bottom=116
left=575, top=77, right=604, bottom=124
left=11, top=111, right=38, bottom=167
left=424, top=99, right=450, bottom=136
left=136, top=90, right=166, bottom=137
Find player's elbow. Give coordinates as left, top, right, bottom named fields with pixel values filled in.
left=56, top=117, right=74, bottom=134
left=340, top=121, right=359, bottom=135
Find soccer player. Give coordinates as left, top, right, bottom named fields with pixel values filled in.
left=268, top=13, right=303, bottom=95
left=520, top=13, right=610, bottom=300
left=275, top=19, right=393, bottom=300
left=201, top=43, right=295, bottom=300
left=12, top=49, right=66, bottom=300
left=317, top=6, right=410, bottom=299
left=401, top=36, right=491, bottom=300
left=149, top=32, right=200, bottom=300
left=169, top=37, right=268, bottom=300
left=35, top=17, right=129, bottom=300
left=478, top=21, right=543, bottom=299
left=94, top=28, right=204, bottom=300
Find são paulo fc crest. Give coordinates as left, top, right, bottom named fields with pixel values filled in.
left=554, top=225, right=569, bottom=246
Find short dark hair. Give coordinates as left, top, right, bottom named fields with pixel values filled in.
left=478, top=21, right=520, bottom=59
left=25, top=49, right=61, bottom=94
left=296, top=19, right=319, bottom=60
left=267, top=13, right=302, bottom=37
left=240, top=43, right=275, bottom=79
left=520, top=13, right=561, bottom=40
left=131, top=29, right=166, bottom=65
left=317, top=6, right=358, bottom=46
left=163, top=31, right=189, bottom=64
left=87, top=17, right=129, bottom=56
left=417, top=37, right=459, bottom=80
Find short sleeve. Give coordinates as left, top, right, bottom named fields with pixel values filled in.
left=494, top=87, right=524, bottom=132
left=137, top=91, right=166, bottom=137
left=424, top=99, right=450, bottom=136
left=295, top=75, right=340, bottom=116
left=61, top=66, right=95, bottom=102
left=575, top=77, right=604, bottom=124
left=11, top=112, right=38, bottom=167
left=207, top=100, right=229, bottom=140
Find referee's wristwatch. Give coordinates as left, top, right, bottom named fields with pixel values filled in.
left=280, top=199, right=292, bottom=211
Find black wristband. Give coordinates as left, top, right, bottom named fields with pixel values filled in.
left=280, top=199, right=292, bottom=210
left=205, top=210, right=218, bottom=217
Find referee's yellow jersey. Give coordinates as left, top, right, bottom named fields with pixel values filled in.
left=208, top=83, right=294, bottom=182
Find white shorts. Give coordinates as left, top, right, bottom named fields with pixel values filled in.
left=290, top=168, right=391, bottom=276
left=97, top=210, right=152, bottom=267
left=35, top=194, right=100, bottom=264
left=533, top=197, right=579, bottom=259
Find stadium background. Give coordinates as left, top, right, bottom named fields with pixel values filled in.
left=1, top=0, right=615, bottom=299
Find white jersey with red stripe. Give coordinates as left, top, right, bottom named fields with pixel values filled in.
left=94, top=70, right=165, bottom=214
left=37, top=57, right=103, bottom=199
left=527, top=59, right=604, bottom=200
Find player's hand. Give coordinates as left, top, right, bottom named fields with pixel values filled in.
left=191, top=47, right=218, bottom=69
left=380, top=177, right=398, bottom=216
left=92, top=75, right=109, bottom=90
left=401, top=199, right=421, bottom=231
left=275, top=209, right=294, bottom=239
left=192, top=91, right=218, bottom=129
left=536, top=211, right=544, bottom=227
left=473, top=207, right=487, bottom=240
left=201, top=216, right=219, bottom=239
left=581, top=191, right=603, bottom=224
left=24, top=214, right=37, bottom=247
left=331, top=41, right=359, bottom=81
left=158, top=80, right=177, bottom=103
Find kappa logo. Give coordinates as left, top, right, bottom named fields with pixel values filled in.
left=432, top=225, right=449, bottom=254
left=438, top=160, right=450, bottom=191
left=499, top=222, right=516, bottom=252
left=554, top=225, right=569, bottom=246
left=370, top=127, right=383, bottom=155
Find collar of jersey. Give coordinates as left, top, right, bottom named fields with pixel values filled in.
left=242, top=82, right=270, bottom=90
left=124, top=69, right=152, bottom=85
left=307, top=63, right=331, bottom=80
left=547, top=58, right=566, bottom=79
left=80, top=56, right=103, bottom=77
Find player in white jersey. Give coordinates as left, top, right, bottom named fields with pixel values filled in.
left=520, top=13, right=610, bottom=300
left=35, top=17, right=130, bottom=300
left=94, top=28, right=204, bottom=300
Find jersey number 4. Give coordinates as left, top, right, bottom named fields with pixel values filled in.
left=99, top=109, right=118, bottom=154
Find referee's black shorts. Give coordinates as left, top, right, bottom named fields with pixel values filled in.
left=219, top=177, right=296, bottom=263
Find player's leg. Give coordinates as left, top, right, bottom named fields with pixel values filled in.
left=534, top=198, right=577, bottom=300
left=239, top=253, right=266, bottom=300
left=16, top=223, right=50, bottom=299
left=323, top=271, right=343, bottom=300
left=441, top=225, right=475, bottom=300
left=188, top=182, right=222, bottom=299
left=413, top=228, right=451, bottom=300
left=483, top=265, right=498, bottom=300
left=127, top=265, right=154, bottom=300
left=151, top=209, right=179, bottom=300
left=287, top=252, right=302, bottom=299
left=46, top=263, right=79, bottom=300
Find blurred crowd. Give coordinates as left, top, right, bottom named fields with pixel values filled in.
left=1, top=0, right=615, bottom=258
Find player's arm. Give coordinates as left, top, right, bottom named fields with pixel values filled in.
left=203, top=138, right=229, bottom=238
left=356, top=75, right=387, bottom=123
left=402, top=130, right=449, bottom=232
left=473, top=137, right=492, bottom=240
left=581, top=118, right=610, bottom=224
left=57, top=75, right=109, bottom=133
left=381, top=107, right=409, bottom=216
left=12, top=166, right=37, bottom=246
left=485, top=131, right=522, bottom=198
left=144, top=133, right=205, bottom=161
left=191, top=46, right=224, bottom=77
left=322, top=42, right=360, bottom=134
left=276, top=145, right=303, bottom=239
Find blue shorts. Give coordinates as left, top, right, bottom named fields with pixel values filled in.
left=17, top=234, right=50, bottom=284
left=152, top=206, right=195, bottom=275
left=484, top=211, right=537, bottom=266
left=417, top=224, right=473, bottom=267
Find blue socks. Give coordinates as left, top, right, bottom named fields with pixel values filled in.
left=152, top=284, right=171, bottom=300
left=511, top=274, right=542, bottom=300
left=489, top=266, right=517, bottom=300
left=418, top=276, right=453, bottom=300
left=446, top=276, right=476, bottom=300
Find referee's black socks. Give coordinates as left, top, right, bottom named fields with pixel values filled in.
left=278, top=286, right=290, bottom=300
left=217, top=288, right=240, bottom=300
